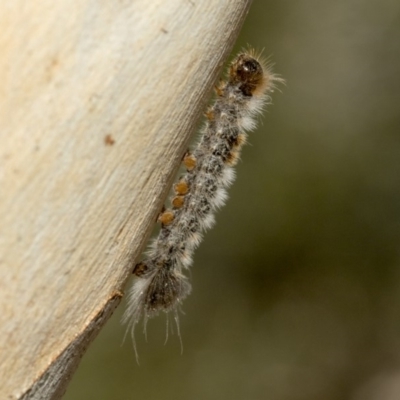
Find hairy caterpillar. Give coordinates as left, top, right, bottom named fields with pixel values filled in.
left=123, top=48, right=282, bottom=343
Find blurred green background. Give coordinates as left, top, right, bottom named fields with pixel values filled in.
left=65, top=1, right=400, bottom=399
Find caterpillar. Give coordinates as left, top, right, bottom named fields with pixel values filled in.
left=123, top=48, right=282, bottom=342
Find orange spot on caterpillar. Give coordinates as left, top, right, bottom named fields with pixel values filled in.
left=226, top=150, right=240, bottom=166
left=235, top=133, right=247, bottom=148
left=205, top=108, right=215, bottom=121
left=172, top=195, right=185, bottom=209
left=215, top=81, right=225, bottom=96
left=183, top=153, right=197, bottom=171
left=158, top=210, right=175, bottom=225
left=174, top=180, right=189, bottom=195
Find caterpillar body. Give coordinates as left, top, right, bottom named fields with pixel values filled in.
left=123, top=49, right=281, bottom=339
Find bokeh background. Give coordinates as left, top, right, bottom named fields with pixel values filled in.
left=65, top=1, right=400, bottom=399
